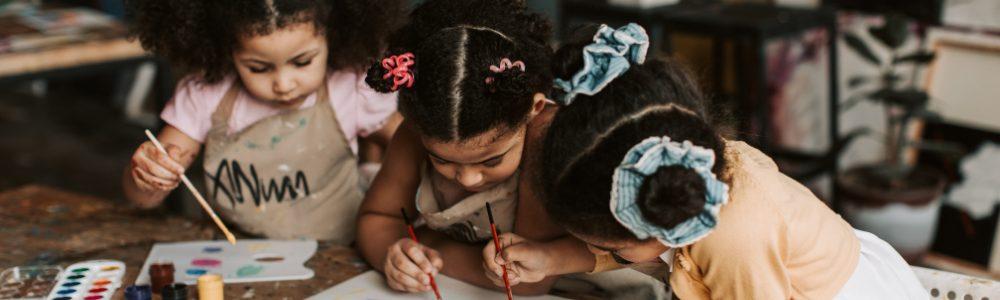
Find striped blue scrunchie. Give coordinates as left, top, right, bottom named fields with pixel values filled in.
left=553, top=23, right=649, bottom=106
left=609, top=136, right=730, bottom=247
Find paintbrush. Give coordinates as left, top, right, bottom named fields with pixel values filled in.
left=486, top=202, right=514, bottom=300
left=400, top=208, right=442, bottom=300
left=145, top=129, right=237, bottom=245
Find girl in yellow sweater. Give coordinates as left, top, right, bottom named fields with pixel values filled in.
left=483, top=24, right=926, bottom=299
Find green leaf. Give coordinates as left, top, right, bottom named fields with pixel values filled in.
left=839, top=94, right=868, bottom=111
left=843, top=32, right=882, bottom=66
left=881, top=72, right=902, bottom=85
left=893, top=51, right=936, bottom=64
left=848, top=76, right=869, bottom=88
left=910, top=140, right=965, bottom=156
left=872, top=88, right=929, bottom=110
left=869, top=14, right=910, bottom=49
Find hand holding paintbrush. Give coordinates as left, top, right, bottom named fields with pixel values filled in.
left=399, top=208, right=443, bottom=299
left=486, top=202, right=514, bottom=300
left=144, top=130, right=236, bottom=244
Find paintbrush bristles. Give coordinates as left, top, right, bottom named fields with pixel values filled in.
left=486, top=202, right=496, bottom=224
left=145, top=129, right=237, bottom=245
left=401, top=208, right=412, bottom=225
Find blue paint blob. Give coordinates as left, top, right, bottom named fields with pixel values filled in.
left=53, top=297, right=72, bottom=300
left=57, top=289, right=76, bottom=295
left=202, top=246, right=222, bottom=253
left=67, top=275, right=84, bottom=280
left=185, top=268, right=207, bottom=276
left=62, top=282, right=81, bottom=287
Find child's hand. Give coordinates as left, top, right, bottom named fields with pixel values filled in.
left=129, top=141, right=187, bottom=192
left=482, top=233, right=551, bottom=287
left=385, top=238, right=443, bottom=293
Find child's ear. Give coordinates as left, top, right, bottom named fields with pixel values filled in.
left=528, top=92, right=549, bottom=119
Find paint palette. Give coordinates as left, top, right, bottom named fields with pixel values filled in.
left=135, top=239, right=316, bottom=285
left=0, top=265, right=62, bottom=300
left=45, top=260, right=125, bottom=300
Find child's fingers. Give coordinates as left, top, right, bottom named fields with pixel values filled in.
left=152, top=145, right=186, bottom=175
left=482, top=261, right=507, bottom=287
left=131, top=168, right=157, bottom=191
left=402, top=243, right=438, bottom=274
left=425, top=247, right=444, bottom=270
left=134, top=167, right=176, bottom=191
left=390, top=251, right=428, bottom=284
left=385, top=263, right=427, bottom=292
left=495, top=232, right=526, bottom=265
left=136, top=154, right=180, bottom=182
left=162, top=144, right=188, bottom=173
left=482, top=241, right=503, bottom=276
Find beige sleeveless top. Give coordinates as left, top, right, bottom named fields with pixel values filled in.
left=414, top=165, right=518, bottom=243
left=201, top=79, right=363, bottom=244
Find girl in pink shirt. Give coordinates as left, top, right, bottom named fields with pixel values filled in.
left=121, top=0, right=406, bottom=243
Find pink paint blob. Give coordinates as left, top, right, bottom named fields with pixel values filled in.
left=190, top=258, right=222, bottom=268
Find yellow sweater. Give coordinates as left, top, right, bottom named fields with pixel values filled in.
left=598, top=141, right=860, bottom=299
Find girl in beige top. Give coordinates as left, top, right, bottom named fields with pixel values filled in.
left=483, top=24, right=926, bottom=299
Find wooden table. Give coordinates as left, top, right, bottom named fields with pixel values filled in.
left=0, top=185, right=370, bottom=299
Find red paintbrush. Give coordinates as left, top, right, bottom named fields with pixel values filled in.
left=486, top=202, right=514, bottom=300
left=401, top=208, right=443, bottom=300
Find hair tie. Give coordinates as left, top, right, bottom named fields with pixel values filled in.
left=554, top=23, right=649, bottom=105
left=609, top=136, right=729, bottom=247
left=485, top=58, right=526, bottom=84
left=381, top=53, right=416, bottom=91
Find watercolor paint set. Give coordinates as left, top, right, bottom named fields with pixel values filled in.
left=45, top=260, right=125, bottom=300
left=0, top=265, right=62, bottom=300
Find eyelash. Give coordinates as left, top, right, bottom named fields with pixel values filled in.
left=482, top=156, right=503, bottom=167
left=246, top=59, right=311, bottom=73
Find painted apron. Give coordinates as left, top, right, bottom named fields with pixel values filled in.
left=415, top=165, right=517, bottom=243
left=202, top=79, right=362, bottom=244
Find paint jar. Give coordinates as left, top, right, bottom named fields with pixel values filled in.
left=197, top=274, right=223, bottom=300
left=124, top=284, right=151, bottom=300
left=161, top=283, right=188, bottom=300
left=148, top=262, right=175, bottom=294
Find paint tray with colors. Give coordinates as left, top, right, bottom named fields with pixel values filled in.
left=135, top=239, right=316, bottom=285
left=45, top=260, right=125, bottom=300
left=0, top=265, right=62, bottom=300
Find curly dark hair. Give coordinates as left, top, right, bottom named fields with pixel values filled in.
left=125, top=0, right=407, bottom=83
left=540, top=24, right=729, bottom=243
left=365, top=0, right=554, bottom=142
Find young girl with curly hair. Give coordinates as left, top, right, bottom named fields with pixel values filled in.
left=355, top=0, right=588, bottom=295
left=121, top=0, right=406, bottom=243
left=485, top=23, right=926, bottom=299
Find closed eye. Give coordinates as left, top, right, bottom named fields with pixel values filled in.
left=481, top=155, right=504, bottom=167
left=292, top=59, right=312, bottom=67
left=248, top=66, right=270, bottom=73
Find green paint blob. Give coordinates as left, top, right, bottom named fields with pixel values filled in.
left=270, top=136, right=281, bottom=145
left=299, top=118, right=307, bottom=126
left=236, top=265, right=263, bottom=277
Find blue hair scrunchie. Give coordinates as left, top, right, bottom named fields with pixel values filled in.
left=553, top=23, right=649, bottom=106
left=609, top=136, right=730, bottom=248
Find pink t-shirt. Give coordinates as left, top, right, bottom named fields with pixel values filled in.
left=161, top=71, right=397, bottom=154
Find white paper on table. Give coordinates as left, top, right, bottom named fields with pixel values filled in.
left=307, top=270, right=569, bottom=300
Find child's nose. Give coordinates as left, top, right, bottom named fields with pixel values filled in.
left=272, top=73, right=296, bottom=96
left=456, top=168, right=483, bottom=188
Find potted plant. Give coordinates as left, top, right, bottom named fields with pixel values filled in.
left=838, top=13, right=961, bottom=262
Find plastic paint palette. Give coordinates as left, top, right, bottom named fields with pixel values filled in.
left=45, top=260, right=125, bottom=300
left=0, top=265, right=63, bottom=300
